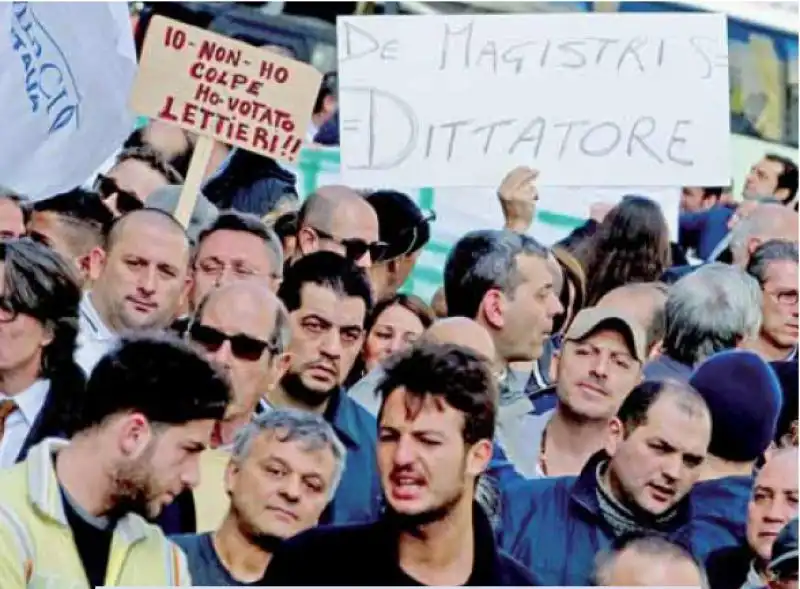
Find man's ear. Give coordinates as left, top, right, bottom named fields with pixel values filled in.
left=85, top=246, right=107, bottom=284
left=479, top=289, right=506, bottom=330
left=296, top=226, right=318, bottom=257
left=605, top=417, right=625, bottom=458
left=466, top=438, right=494, bottom=477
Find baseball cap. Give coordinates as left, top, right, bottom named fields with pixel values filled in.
left=366, top=191, right=434, bottom=261
left=146, top=184, right=218, bottom=244
left=770, top=518, right=799, bottom=578
left=564, top=307, right=647, bottom=363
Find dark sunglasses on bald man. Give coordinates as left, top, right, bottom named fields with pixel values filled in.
left=311, top=226, right=388, bottom=263
left=189, top=323, right=278, bottom=361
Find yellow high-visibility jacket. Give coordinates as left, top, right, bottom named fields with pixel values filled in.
left=0, top=438, right=190, bottom=588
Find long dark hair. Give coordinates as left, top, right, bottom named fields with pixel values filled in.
left=1, top=238, right=85, bottom=434
left=576, top=196, right=672, bottom=306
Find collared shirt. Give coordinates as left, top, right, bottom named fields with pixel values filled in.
left=741, top=561, right=765, bottom=589
left=0, top=379, right=49, bottom=469
left=75, top=292, right=117, bottom=376
left=259, top=390, right=382, bottom=525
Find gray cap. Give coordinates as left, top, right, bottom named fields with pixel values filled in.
left=146, top=184, right=218, bottom=243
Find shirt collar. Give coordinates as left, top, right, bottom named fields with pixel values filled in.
left=80, top=292, right=116, bottom=340
left=1, top=379, right=49, bottom=426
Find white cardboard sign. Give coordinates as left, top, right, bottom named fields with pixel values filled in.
left=337, top=13, right=731, bottom=188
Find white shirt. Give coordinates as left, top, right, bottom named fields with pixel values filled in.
left=75, top=292, right=118, bottom=376
left=0, top=379, right=49, bottom=468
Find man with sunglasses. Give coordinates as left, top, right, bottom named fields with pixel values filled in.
left=365, top=190, right=434, bottom=300
left=292, top=186, right=386, bottom=271
left=189, top=282, right=291, bottom=448
left=271, top=251, right=383, bottom=526
left=75, top=209, right=192, bottom=374
left=95, top=146, right=183, bottom=216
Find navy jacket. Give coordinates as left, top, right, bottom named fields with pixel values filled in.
left=706, top=544, right=757, bottom=589
left=688, top=475, right=753, bottom=562
left=497, top=452, right=694, bottom=585
left=203, top=149, right=298, bottom=217
left=264, top=503, right=535, bottom=586
left=318, top=389, right=383, bottom=525
left=679, top=205, right=735, bottom=261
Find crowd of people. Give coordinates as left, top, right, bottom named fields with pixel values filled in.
left=0, top=24, right=798, bottom=589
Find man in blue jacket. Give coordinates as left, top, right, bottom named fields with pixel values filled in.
left=687, top=350, right=784, bottom=561
left=498, top=379, right=712, bottom=585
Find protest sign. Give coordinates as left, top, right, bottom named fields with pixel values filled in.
left=0, top=1, right=137, bottom=200
left=131, top=15, right=322, bottom=226
left=337, top=13, right=731, bottom=188
left=131, top=15, right=322, bottom=166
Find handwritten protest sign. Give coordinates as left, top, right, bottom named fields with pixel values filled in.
left=131, top=15, right=322, bottom=165
left=0, top=2, right=137, bottom=200
left=337, top=13, right=731, bottom=188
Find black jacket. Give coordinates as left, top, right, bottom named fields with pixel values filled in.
left=705, top=544, right=757, bottom=589
left=263, top=503, right=535, bottom=586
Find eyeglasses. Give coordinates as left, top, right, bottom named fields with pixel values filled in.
left=189, top=323, right=277, bottom=361
left=767, top=289, right=799, bottom=307
left=94, top=175, right=144, bottom=215
left=311, top=227, right=388, bottom=263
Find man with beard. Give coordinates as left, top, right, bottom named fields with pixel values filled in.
left=269, top=251, right=381, bottom=525
left=172, top=409, right=345, bottom=585
left=264, top=343, right=534, bottom=586
left=0, top=334, right=229, bottom=588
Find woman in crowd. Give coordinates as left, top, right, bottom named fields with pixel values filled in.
left=345, top=293, right=434, bottom=388
left=575, top=195, right=672, bottom=306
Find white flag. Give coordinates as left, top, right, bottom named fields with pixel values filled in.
left=0, top=1, right=137, bottom=200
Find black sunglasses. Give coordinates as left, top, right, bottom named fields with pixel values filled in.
left=312, top=227, right=388, bottom=263
left=190, top=323, right=277, bottom=361
left=94, top=175, right=144, bottom=215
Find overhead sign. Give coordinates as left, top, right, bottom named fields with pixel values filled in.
left=131, top=15, right=323, bottom=165
left=337, top=13, right=731, bottom=188
left=0, top=2, right=137, bottom=200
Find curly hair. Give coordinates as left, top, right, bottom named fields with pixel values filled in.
left=576, top=195, right=672, bottom=306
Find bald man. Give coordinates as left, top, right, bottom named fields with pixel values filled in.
left=293, top=186, right=383, bottom=269
left=348, top=317, right=497, bottom=415
left=76, top=209, right=192, bottom=374
left=597, top=282, right=668, bottom=357
left=594, top=535, right=708, bottom=587
left=188, top=281, right=291, bottom=446
left=730, top=203, right=799, bottom=267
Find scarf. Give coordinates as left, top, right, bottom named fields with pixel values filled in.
left=595, top=461, right=680, bottom=538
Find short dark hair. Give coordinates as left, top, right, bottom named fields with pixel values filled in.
left=766, top=153, right=799, bottom=203
left=113, top=146, right=184, bottom=185
left=616, top=380, right=708, bottom=436
left=196, top=209, right=283, bottom=274
left=74, top=333, right=229, bottom=432
left=376, top=342, right=497, bottom=444
left=123, top=127, right=193, bottom=178
left=30, top=188, right=114, bottom=249
left=444, top=229, right=549, bottom=319
left=278, top=251, right=372, bottom=315
left=746, top=239, right=799, bottom=285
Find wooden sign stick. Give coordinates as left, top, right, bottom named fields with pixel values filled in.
left=174, top=136, right=215, bottom=229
